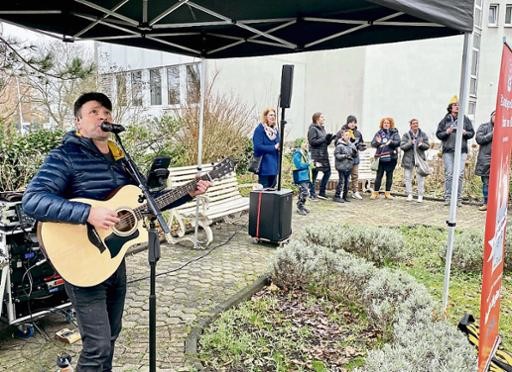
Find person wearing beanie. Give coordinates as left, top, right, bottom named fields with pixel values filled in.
left=292, top=138, right=313, bottom=215
left=475, top=110, right=495, bottom=211
left=435, top=96, right=475, bottom=206
left=335, top=115, right=366, bottom=199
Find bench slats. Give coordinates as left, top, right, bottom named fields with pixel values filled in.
left=326, top=147, right=375, bottom=192
left=166, top=164, right=250, bottom=246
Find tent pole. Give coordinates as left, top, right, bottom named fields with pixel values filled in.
left=194, top=58, right=206, bottom=249
left=442, top=32, right=472, bottom=311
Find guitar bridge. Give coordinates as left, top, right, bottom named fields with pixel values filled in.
left=86, top=223, right=107, bottom=253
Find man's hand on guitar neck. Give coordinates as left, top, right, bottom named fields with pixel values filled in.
left=87, top=206, right=121, bottom=229
left=189, top=179, right=212, bottom=197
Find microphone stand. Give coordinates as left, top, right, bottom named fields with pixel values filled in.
left=112, top=132, right=169, bottom=372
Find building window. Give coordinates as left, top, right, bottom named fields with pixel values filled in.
left=115, top=74, right=127, bottom=106
left=506, top=5, right=512, bottom=26
left=150, top=69, right=162, bottom=106
left=468, top=101, right=476, bottom=116
left=475, top=7, right=483, bottom=29
left=471, top=50, right=479, bottom=76
left=470, top=77, right=478, bottom=96
left=167, top=66, right=180, bottom=105
left=131, top=71, right=143, bottom=107
left=186, top=64, right=200, bottom=104
left=489, top=4, right=499, bottom=26
left=99, top=75, right=112, bottom=98
left=473, top=33, right=481, bottom=49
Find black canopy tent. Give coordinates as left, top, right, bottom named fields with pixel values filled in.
left=0, top=0, right=477, bottom=369
left=0, top=1, right=473, bottom=58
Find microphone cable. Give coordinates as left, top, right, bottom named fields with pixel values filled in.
left=127, top=229, right=239, bottom=285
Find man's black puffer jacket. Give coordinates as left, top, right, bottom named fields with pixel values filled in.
left=22, top=131, right=135, bottom=224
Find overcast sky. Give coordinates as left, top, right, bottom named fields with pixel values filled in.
left=1, top=21, right=94, bottom=49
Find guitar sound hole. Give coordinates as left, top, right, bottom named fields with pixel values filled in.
left=115, top=209, right=136, bottom=233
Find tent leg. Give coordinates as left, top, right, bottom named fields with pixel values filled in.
left=194, top=58, right=206, bottom=249
left=442, top=32, right=472, bottom=311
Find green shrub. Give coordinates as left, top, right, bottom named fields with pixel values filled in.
left=0, top=129, right=64, bottom=191
left=272, top=236, right=476, bottom=371
left=360, top=320, right=476, bottom=372
left=439, top=228, right=512, bottom=273
left=362, top=268, right=430, bottom=328
left=270, top=241, right=340, bottom=291
left=122, top=115, right=187, bottom=172
left=300, top=223, right=408, bottom=266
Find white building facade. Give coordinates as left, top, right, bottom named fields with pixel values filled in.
left=96, top=0, right=512, bottom=142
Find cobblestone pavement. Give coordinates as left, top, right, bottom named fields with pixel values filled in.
left=0, top=193, right=486, bottom=371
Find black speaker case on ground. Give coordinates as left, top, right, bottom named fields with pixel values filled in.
left=249, top=189, right=293, bottom=244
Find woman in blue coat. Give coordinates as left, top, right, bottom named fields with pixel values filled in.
left=252, top=108, right=280, bottom=188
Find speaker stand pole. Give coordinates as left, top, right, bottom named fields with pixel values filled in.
left=277, top=107, right=286, bottom=191
left=148, top=218, right=159, bottom=372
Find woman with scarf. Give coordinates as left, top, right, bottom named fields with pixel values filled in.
left=370, top=117, right=401, bottom=200
left=252, top=107, right=280, bottom=188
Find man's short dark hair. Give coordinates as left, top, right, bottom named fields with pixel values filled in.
left=74, top=92, right=112, bottom=118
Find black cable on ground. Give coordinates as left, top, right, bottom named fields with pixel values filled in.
left=127, top=229, right=239, bottom=285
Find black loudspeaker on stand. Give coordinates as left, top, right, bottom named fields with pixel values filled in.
left=249, top=65, right=294, bottom=244
left=279, top=64, right=294, bottom=109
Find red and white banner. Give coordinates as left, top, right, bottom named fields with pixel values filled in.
left=479, top=43, right=512, bottom=371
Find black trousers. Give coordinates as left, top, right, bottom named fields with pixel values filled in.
left=374, top=159, right=397, bottom=192
left=335, top=170, right=351, bottom=198
left=310, top=167, right=331, bottom=196
left=64, top=261, right=127, bottom=372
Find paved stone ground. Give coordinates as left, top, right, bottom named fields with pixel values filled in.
left=0, top=193, right=486, bottom=371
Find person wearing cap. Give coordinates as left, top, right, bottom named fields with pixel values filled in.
left=475, top=110, right=495, bottom=211
left=335, top=115, right=366, bottom=200
left=22, top=92, right=211, bottom=371
left=435, top=96, right=475, bottom=206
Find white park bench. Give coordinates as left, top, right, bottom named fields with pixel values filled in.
left=166, top=163, right=256, bottom=246
left=327, top=146, right=376, bottom=193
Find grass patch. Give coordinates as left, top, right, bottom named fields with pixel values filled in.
left=198, top=285, right=379, bottom=371
left=398, top=224, right=512, bottom=349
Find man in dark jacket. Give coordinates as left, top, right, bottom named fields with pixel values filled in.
left=22, top=92, right=210, bottom=371
left=435, top=96, right=475, bottom=206
left=475, top=110, right=495, bottom=211
left=307, top=112, right=334, bottom=199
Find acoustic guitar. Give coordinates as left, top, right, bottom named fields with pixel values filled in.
left=37, top=158, right=235, bottom=287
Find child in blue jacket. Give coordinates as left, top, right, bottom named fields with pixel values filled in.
left=292, top=138, right=313, bottom=215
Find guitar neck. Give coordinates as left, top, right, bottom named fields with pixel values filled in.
left=134, top=173, right=211, bottom=219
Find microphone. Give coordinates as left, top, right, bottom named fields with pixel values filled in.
left=101, top=122, right=126, bottom=133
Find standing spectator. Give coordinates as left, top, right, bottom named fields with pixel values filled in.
left=252, top=107, right=280, bottom=188
left=335, top=115, right=366, bottom=199
left=475, top=110, right=495, bottom=211
left=308, top=112, right=334, bottom=200
left=370, top=117, right=401, bottom=200
left=333, top=130, right=357, bottom=203
left=292, top=138, right=313, bottom=215
left=436, top=96, right=475, bottom=206
left=400, top=118, right=430, bottom=202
